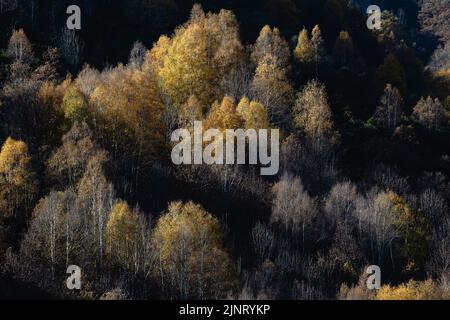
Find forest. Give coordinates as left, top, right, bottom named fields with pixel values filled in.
left=0, top=0, right=449, bottom=300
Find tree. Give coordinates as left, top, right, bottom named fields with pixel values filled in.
left=419, top=0, right=450, bottom=43
left=375, top=279, right=450, bottom=300
left=34, top=47, right=60, bottom=83
left=143, top=35, right=172, bottom=74
left=375, top=84, right=404, bottom=130
left=355, top=191, right=431, bottom=273
left=374, top=84, right=403, bottom=130
left=178, top=95, right=204, bottom=128
left=0, top=138, right=37, bottom=218
left=156, top=6, right=244, bottom=108
left=128, top=41, right=146, bottom=70
left=251, top=222, right=275, bottom=265
left=18, top=190, right=77, bottom=283
left=61, top=86, right=88, bottom=124
left=251, top=25, right=291, bottom=70
left=373, top=10, right=404, bottom=48
left=325, top=181, right=359, bottom=226
left=58, top=28, right=82, bottom=67
left=390, top=192, right=431, bottom=274
left=75, top=151, right=115, bottom=271
left=311, top=25, right=326, bottom=77
left=158, top=22, right=217, bottom=107
left=90, top=66, right=166, bottom=186
left=271, top=173, right=317, bottom=247
left=151, top=201, right=237, bottom=299
left=74, top=65, right=101, bottom=97
left=7, top=29, right=33, bottom=63
left=354, top=190, right=401, bottom=268
left=376, top=54, right=407, bottom=96
left=333, top=31, right=354, bottom=67
left=427, top=44, right=450, bottom=72
left=251, top=54, right=294, bottom=127
left=205, top=96, right=244, bottom=131
left=0, top=0, right=18, bottom=14
left=293, top=80, right=339, bottom=153
left=47, top=121, right=98, bottom=188
left=106, top=201, right=142, bottom=270
left=236, top=97, right=270, bottom=130
left=294, top=28, right=313, bottom=66
left=412, top=96, right=446, bottom=131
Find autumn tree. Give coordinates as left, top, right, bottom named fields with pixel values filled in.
left=0, top=138, right=37, bottom=218
left=156, top=6, right=244, bottom=108
left=151, top=201, right=237, bottom=299
left=389, top=192, right=431, bottom=274
left=293, top=80, right=339, bottom=153
left=143, top=35, right=172, bottom=74
left=90, top=66, right=166, bottom=190
left=205, top=96, right=244, bottom=131
left=74, top=64, right=101, bottom=97
left=35, top=75, right=71, bottom=147
left=311, top=25, right=325, bottom=75
left=106, top=201, right=144, bottom=271
left=412, top=96, right=446, bottom=131
left=250, top=54, right=294, bottom=127
left=178, top=95, right=204, bottom=129
left=419, top=0, right=450, bottom=43
left=237, top=97, right=270, bottom=130
left=74, top=151, right=115, bottom=274
left=294, top=28, right=313, bottom=66
left=47, top=121, right=98, bottom=188
left=61, top=86, right=88, bottom=124
left=7, top=29, right=33, bottom=63
left=376, top=279, right=450, bottom=300
left=251, top=25, right=291, bottom=70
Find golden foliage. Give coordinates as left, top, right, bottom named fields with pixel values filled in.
left=152, top=201, right=237, bottom=299
left=294, top=28, right=313, bottom=64
left=205, top=96, right=244, bottom=131
left=106, top=201, right=140, bottom=266
left=90, top=66, right=166, bottom=162
left=0, top=138, right=37, bottom=218
left=154, top=7, right=243, bottom=108
left=376, top=279, right=450, bottom=300
left=293, top=79, right=339, bottom=151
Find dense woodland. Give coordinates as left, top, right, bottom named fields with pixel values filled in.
left=0, top=0, right=449, bottom=300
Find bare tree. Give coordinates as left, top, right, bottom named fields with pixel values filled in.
left=128, top=41, right=147, bottom=70
left=0, top=0, right=17, bottom=14
left=354, top=190, right=401, bottom=267
left=59, top=28, right=82, bottom=66
left=271, top=172, right=317, bottom=248
left=374, top=84, right=403, bottom=131
left=251, top=222, right=275, bottom=265
left=325, top=181, right=359, bottom=221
